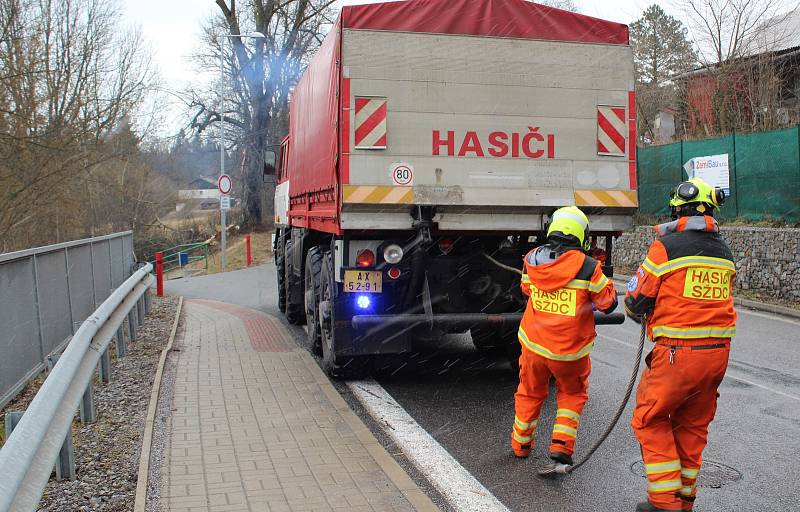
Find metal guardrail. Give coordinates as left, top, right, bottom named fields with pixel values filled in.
left=0, top=232, right=135, bottom=409
left=0, top=263, right=154, bottom=511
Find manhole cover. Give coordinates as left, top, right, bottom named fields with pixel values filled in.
left=630, top=461, right=742, bottom=488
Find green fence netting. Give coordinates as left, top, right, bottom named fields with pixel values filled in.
left=734, top=128, right=800, bottom=222
left=636, top=127, right=800, bottom=223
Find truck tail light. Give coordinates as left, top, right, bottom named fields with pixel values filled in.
left=438, top=239, right=454, bottom=254
left=387, top=267, right=401, bottom=279
left=356, top=249, right=375, bottom=268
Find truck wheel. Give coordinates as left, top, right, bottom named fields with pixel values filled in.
left=284, top=239, right=305, bottom=325
left=319, top=252, right=371, bottom=380
left=275, top=230, right=286, bottom=313
left=305, top=247, right=323, bottom=355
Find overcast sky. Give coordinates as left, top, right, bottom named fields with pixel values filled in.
left=121, top=0, right=668, bottom=136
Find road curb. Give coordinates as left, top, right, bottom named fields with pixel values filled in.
left=302, top=357, right=440, bottom=512
left=133, top=295, right=183, bottom=512
left=614, top=274, right=800, bottom=320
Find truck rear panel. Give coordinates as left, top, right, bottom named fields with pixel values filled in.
left=341, top=29, right=636, bottom=232
left=278, top=0, right=637, bottom=235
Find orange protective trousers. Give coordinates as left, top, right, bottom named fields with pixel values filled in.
left=631, top=340, right=730, bottom=511
left=512, top=348, right=591, bottom=457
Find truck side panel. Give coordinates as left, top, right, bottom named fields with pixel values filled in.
left=284, top=22, right=341, bottom=233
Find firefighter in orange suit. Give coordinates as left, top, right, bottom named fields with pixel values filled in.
left=625, top=178, right=736, bottom=512
left=512, top=206, right=618, bottom=465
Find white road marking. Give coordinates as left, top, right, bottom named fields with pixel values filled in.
left=348, top=378, right=510, bottom=512
left=598, top=333, right=800, bottom=402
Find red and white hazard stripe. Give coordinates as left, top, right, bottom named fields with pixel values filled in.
left=354, top=97, right=387, bottom=149
left=597, top=105, right=627, bottom=156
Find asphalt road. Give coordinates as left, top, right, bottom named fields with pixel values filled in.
left=166, top=264, right=800, bottom=512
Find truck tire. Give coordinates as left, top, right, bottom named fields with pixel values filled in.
left=319, top=251, right=371, bottom=380
left=305, top=246, right=323, bottom=355
left=275, top=230, right=286, bottom=313
left=284, top=239, right=305, bottom=325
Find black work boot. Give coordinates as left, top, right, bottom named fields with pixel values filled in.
left=635, top=501, right=681, bottom=511
left=549, top=451, right=573, bottom=465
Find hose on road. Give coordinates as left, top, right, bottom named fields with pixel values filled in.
left=481, top=249, right=648, bottom=474
left=539, top=316, right=647, bottom=476
left=567, top=317, right=646, bottom=473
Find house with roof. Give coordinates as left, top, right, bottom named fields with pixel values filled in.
left=681, top=8, right=800, bottom=135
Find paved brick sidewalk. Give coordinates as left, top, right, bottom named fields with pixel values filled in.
left=161, top=299, right=438, bottom=512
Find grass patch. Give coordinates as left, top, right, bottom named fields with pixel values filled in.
left=167, top=231, right=273, bottom=278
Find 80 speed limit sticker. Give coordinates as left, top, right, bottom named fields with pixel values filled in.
left=391, top=163, right=414, bottom=186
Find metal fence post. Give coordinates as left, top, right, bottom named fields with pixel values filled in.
left=31, top=255, right=47, bottom=366
left=144, top=287, right=151, bottom=315
left=115, top=326, right=127, bottom=357
left=128, top=308, right=137, bottom=342
left=99, top=347, right=111, bottom=384
left=5, top=410, right=75, bottom=481
left=137, top=295, right=145, bottom=327
left=4, top=411, right=23, bottom=442
left=55, top=429, right=76, bottom=481
left=79, top=382, right=96, bottom=424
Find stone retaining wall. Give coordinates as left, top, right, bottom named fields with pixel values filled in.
left=612, top=225, right=800, bottom=300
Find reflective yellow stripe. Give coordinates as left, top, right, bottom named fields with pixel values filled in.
left=522, top=274, right=530, bottom=284
left=556, top=409, right=581, bottom=423
left=680, top=485, right=696, bottom=496
left=552, top=424, right=577, bottom=438
left=518, top=328, right=594, bottom=361
left=651, top=325, right=736, bottom=339
left=644, top=460, right=681, bottom=475
left=589, top=274, right=609, bottom=293
left=642, top=258, right=660, bottom=276
left=681, top=468, right=700, bottom=479
left=512, top=432, right=531, bottom=443
left=643, top=256, right=735, bottom=278
left=514, top=416, right=536, bottom=430
left=648, top=479, right=683, bottom=492
left=566, top=279, right=590, bottom=290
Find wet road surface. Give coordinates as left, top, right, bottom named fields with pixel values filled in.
left=166, top=264, right=800, bottom=511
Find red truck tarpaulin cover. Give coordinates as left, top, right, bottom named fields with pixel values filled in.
left=286, top=20, right=341, bottom=197
left=341, top=0, right=629, bottom=45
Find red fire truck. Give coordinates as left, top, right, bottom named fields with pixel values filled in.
left=269, top=0, right=636, bottom=378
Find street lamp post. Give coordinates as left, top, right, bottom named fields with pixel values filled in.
left=218, top=32, right=265, bottom=271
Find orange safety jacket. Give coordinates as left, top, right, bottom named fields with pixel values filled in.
left=624, top=215, right=737, bottom=344
left=519, top=246, right=617, bottom=361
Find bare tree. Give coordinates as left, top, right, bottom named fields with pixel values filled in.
left=677, top=0, right=793, bottom=135
left=0, top=0, right=159, bottom=250
left=190, top=0, right=337, bottom=229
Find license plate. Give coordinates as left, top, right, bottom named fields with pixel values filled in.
left=343, top=270, right=382, bottom=293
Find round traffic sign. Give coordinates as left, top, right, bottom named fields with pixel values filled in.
left=218, top=174, right=233, bottom=195
left=391, top=163, right=413, bottom=186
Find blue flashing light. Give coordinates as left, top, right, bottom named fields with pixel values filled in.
left=356, top=295, right=371, bottom=309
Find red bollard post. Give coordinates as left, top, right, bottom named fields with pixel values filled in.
left=245, top=235, right=252, bottom=267
left=155, top=252, right=164, bottom=297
